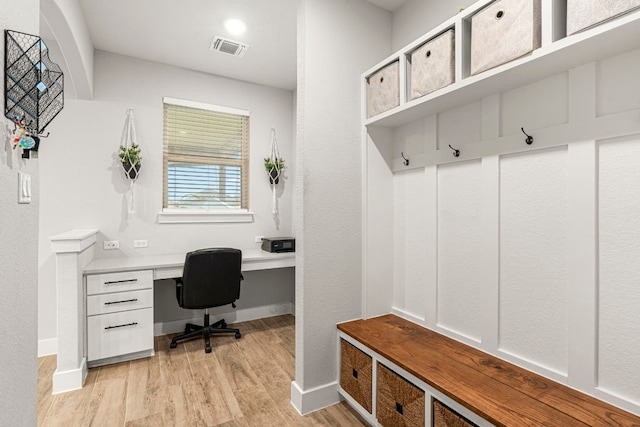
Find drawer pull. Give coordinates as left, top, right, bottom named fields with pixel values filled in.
left=104, top=298, right=138, bottom=305
left=104, top=278, right=138, bottom=285
left=396, top=402, right=404, bottom=415
left=105, top=322, right=138, bottom=330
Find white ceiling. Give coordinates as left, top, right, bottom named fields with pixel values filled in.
left=65, top=0, right=406, bottom=92
left=366, top=0, right=409, bottom=12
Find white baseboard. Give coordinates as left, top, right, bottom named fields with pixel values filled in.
left=52, top=357, right=87, bottom=394
left=38, top=337, right=58, bottom=357
left=154, top=302, right=294, bottom=336
left=290, top=380, right=340, bottom=415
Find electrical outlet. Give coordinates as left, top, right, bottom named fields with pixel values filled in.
left=103, top=240, right=119, bottom=250
left=255, top=235, right=265, bottom=243
left=134, top=239, right=148, bottom=248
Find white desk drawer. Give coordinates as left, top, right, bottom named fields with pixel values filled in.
left=87, top=308, right=154, bottom=362
left=86, top=270, right=153, bottom=295
left=87, top=289, right=153, bottom=316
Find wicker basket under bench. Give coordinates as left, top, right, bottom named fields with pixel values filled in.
left=338, top=314, right=640, bottom=427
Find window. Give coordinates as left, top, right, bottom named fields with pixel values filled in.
left=162, top=97, right=250, bottom=211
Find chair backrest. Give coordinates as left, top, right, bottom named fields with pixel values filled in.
left=179, top=248, right=242, bottom=310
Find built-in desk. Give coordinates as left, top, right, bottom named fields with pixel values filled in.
left=82, top=249, right=295, bottom=368
left=84, top=248, right=295, bottom=279
left=49, top=229, right=296, bottom=394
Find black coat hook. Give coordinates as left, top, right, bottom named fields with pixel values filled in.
left=521, top=127, right=534, bottom=145
left=449, top=145, right=460, bottom=157
left=401, top=152, right=410, bottom=166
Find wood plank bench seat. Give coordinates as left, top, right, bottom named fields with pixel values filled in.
left=338, top=314, right=640, bottom=427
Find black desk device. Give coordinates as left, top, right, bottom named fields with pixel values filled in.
left=261, top=237, right=295, bottom=253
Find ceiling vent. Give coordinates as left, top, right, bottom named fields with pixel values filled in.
left=210, top=36, right=249, bottom=57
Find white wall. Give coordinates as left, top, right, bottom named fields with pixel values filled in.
left=372, top=46, right=640, bottom=415
left=392, top=0, right=477, bottom=51
left=40, top=0, right=94, bottom=99
left=0, top=1, right=39, bottom=425
left=38, top=51, right=295, bottom=352
left=293, top=0, right=391, bottom=414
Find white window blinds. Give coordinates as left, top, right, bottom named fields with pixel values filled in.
left=163, top=99, right=249, bottom=210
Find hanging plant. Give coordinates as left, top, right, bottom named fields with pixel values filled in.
left=264, top=156, right=285, bottom=184
left=119, top=143, right=142, bottom=179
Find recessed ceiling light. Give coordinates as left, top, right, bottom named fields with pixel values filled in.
left=224, top=18, right=246, bottom=36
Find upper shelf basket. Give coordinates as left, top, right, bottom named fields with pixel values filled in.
left=4, top=30, right=64, bottom=134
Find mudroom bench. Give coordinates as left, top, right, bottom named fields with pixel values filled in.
left=337, top=314, right=640, bottom=427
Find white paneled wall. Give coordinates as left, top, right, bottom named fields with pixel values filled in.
left=499, top=148, right=569, bottom=375
left=437, top=101, right=482, bottom=150
left=393, top=168, right=428, bottom=320
left=500, top=73, right=568, bottom=136
left=596, top=50, right=640, bottom=116
left=436, top=160, right=483, bottom=342
left=598, top=135, right=640, bottom=405
left=365, top=48, right=640, bottom=414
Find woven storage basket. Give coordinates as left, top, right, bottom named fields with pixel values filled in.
left=377, top=363, right=425, bottom=427
left=433, top=399, right=478, bottom=427
left=470, top=0, right=541, bottom=76
left=340, top=339, right=373, bottom=413
left=410, top=29, right=455, bottom=100
left=367, top=61, right=400, bottom=118
left=567, top=0, right=640, bottom=35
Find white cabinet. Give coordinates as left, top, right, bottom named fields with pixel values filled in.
left=85, top=270, right=154, bottom=366
left=363, top=0, right=640, bottom=134
left=359, top=0, right=640, bottom=418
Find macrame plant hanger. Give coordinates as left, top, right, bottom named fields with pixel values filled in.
left=268, top=128, right=282, bottom=214
left=120, top=109, right=139, bottom=214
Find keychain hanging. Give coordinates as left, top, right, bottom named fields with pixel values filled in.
left=11, top=116, right=35, bottom=150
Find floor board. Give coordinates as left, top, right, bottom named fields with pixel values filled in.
left=38, top=315, right=367, bottom=427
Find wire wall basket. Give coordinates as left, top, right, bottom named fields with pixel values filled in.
left=5, top=30, right=64, bottom=134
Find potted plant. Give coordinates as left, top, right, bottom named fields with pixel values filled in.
left=119, top=143, right=142, bottom=179
left=264, top=156, right=285, bottom=184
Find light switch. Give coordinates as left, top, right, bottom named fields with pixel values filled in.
left=18, top=172, right=31, bottom=204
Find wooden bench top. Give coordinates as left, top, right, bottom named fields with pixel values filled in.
left=338, top=314, right=640, bottom=427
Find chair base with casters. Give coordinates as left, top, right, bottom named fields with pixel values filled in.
left=170, top=308, right=242, bottom=353
left=170, top=248, right=244, bottom=353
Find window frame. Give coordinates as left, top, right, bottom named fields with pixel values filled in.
left=158, top=97, right=253, bottom=224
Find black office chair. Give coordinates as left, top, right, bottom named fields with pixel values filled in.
left=169, top=248, right=243, bottom=353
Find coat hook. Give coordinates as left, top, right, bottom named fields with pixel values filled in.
left=401, top=152, right=410, bottom=166
left=449, top=144, right=460, bottom=158
left=521, top=127, right=534, bottom=145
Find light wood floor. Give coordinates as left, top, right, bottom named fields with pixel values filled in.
left=38, top=315, right=367, bottom=427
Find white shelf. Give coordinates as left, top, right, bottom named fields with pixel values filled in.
left=364, top=6, right=640, bottom=129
